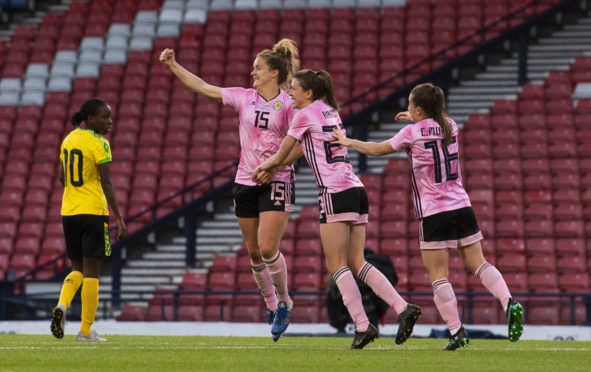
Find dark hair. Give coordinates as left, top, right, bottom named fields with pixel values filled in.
left=410, top=83, right=452, bottom=146
left=293, top=69, right=340, bottom=111
left=71, top=97, right=108, bottom=126
left=256, top=38, right=300, bottom=87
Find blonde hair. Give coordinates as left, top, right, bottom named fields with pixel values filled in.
left=256, top=38, right=300, bottom=88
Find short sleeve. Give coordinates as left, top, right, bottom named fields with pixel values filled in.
left=388, top=124, right=414, bottom=152
left=286, top=110, right=310, bottom=141
left=221, top=87, right=248, bottom=111
left=94, top=137, right=112, bottom=165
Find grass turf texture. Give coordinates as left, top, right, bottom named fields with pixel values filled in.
left=1, top=335, right=590, bottom=371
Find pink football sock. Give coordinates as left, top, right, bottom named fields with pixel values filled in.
left=334, top=266, right=370, bottom=332
left=357, top=261, right=408, bottom=314
left=432, top=278, right=462, bottom=331
left=251, top=262, right=278, bottom=311
left=264, top=252, right=291, bottom=304
left=476, top=262, right=512, bottom=310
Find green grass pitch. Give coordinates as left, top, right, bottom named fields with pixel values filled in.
left=1, top=335, right=590, bottom=371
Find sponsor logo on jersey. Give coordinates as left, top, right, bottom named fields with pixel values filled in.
left=258, top=103, right=271, bottom=109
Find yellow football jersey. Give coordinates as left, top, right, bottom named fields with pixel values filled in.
left=60, top=128, right=112, bottom=216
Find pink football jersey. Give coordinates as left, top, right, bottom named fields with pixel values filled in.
left=288, top=100, right=363, bottom=193
left=388, top=117, right=471, bottom=219
left=221, top=88, right=296, bottom=186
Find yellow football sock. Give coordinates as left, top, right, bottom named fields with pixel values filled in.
left=80, top=278, right=99, bottom=336
left=57, top=271, right=84, bottom=309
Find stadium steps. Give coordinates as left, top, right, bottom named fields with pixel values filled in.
left=448, top=12, right=591, bottom=125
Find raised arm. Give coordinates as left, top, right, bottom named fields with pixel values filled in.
left=99, top=163, right=127, bottom=240
left=331, top=129, right=395, bottom=157
left=159, top=48, right=222, bottom=102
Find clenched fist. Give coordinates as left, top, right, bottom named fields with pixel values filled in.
left=159, top=48, right=176, bottom=67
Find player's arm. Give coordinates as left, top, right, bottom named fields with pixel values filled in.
left=256, top=141, right=303, bottom=184
left=58, top=162, right=64, bottom=187
left=252, top=135, right=298, bottom=182
left=98, top=162, right=127, bottom=240
left=159, top=48, right=222, bottom=102
left=282, top=141, right=303, bottom=166
left=331, top=129, right=395, bottom=157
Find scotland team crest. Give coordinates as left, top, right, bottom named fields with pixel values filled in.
left=273, top=101, right=284, bottom=111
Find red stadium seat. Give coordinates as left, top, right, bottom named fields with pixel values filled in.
left=502, top=272, right=528, bottom=291
left=558, top=273, right=589, bottom=291
left=495, top=220, right=524, bottom=238
left=294, top=256, right=323, bottom=273
left=209, top=255, right=237, bottom=272
left=408, top=271, right=432, bottom=291
left=554, top=221, right=584, bottom=238
left=116, top=305, right=147, bottom=321
left=179, top=272, right=207, bottom=290
left=524, top=203, right=553, bottom=221
left=9, top=253, right=36, bottom=274
left=208, top=271, right=236, bottom=290
left=293, top=272, right=321, bottom=290
left=526, top=238, right=555, bottom=254
left=295, top=239, right=323, bottom=256
left=496, top=203, right=523, bottom=220
left=496, top=238, right=526, bottom=254
left=528, top=272, right=558, bottom=291
left=557, top=256, right=586, bottom=273
left=528, top=304, right=560, bottom=325
left=528, top=255, right=557, bottom=272
left=296, top=219, right=320, bottom=238
left=379, top=238, right=407, bottom=256
left=554, top=238, right=585, bottom=256
left=496, top=253, right=526, bottom=272
left=41, top=237, right=66, bottom=255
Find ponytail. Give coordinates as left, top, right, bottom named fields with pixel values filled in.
left=294, top=69, right=340, bottom=111
left=70, top=97, right=108, bottom=127
left=257, top=38, right=300, bottom=87
left=315, top=71, right=340, bottom=111
left=410, top=83, right=452, bottom=146
left=71, top=111, right=84, bottom=126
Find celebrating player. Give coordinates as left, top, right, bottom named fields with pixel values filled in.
left=160, top=39, right=300, bottom=341
left=331, top=83, right=524, bottom=350
left=253, top=70, right=421, bottom=349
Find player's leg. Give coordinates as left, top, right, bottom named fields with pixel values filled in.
left=257, top=181, right=295, bottom=340
left=459, top=241, right=523, bottom=342
left=420, top=210, right=469, bottom=350
left=52, top=216, right=84, bottom=339
left=422, top=248, right=468, bottom=350
left=348, top=223, right=420, bottom=345
left=321, top=222, right=376, bottom=349
left=238, top=216, right=277, bottom=322
left=234, top=183, right=278, bottom=321
left=77, top=216, right=107, bottom=342
left=259, top=211, right=292, bottom=340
